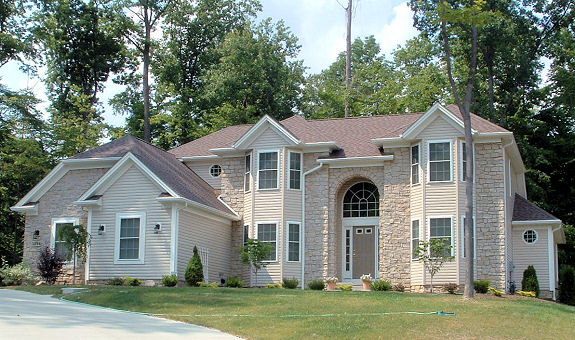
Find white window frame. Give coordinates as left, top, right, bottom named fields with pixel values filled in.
left=288, top=151, right=302, bottom=190
left=209, top=164, right=222, bottom=178
left=51, top=217, right=79, bottom=263
left=522, top=229, right=539, bottom=245
left=411, top=144, right=421, bottom=185
left=256, top=222, right=279, bottom=262
left=244, top=153, right=251, bottom=192
left=460, top=216, right=476, bottom=259
left=427, top=140, right=453, bottom=183
left=286, top=221, right=301, bottom=262
left=427, top=216, right=455, bottom=257
left=114, top=212, right=146, bottom=264
left=411, top=218, right=421, bottom=260
left=243, top=224, right=250, bottom=245
left=459, top=140, right=475, bottom=182
left=257, top=149, right=280, bottom=190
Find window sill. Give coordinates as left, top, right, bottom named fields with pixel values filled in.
left=257, top=188, right=280, bottom=192
left=114, top=259, right=145, bottom=265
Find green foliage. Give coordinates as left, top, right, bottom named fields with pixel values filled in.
left=307, top=280, right=325, bottom=291
left=371, top=280, right=392, bottom=291
left=522, top=265, right=540, bottom=297
left=414, top=238, right=454, bottom=293
left=240, top=238, right=272, bottom=286
left=226, top=276, right=244, bottom=288
left=282, top=277, right=299, bottom=289
left=558, top=266, right=575, bottom=305
left=107, top=277, right=125, bottom=286
left=124, top=276, right=142, bottom=287
left=444, top=283, right=458, bottom=294
left=338, top=284, right=353, bottom=291
left=0, top=262, right=36, bottom=286
left=37, top=247, right=65, bottom=285
left=474, top=280, right=491, bottom=294
left=185, top=246, right=204, bottom=286
left=57, top=224, right=90, bottom=263
left=489, top=287, right=504, bottom=297
left=162, top=274, right=178, bottom=287
left=266, top=283, right=283, bottom=289
left=198, top=281, right=219, bottom=288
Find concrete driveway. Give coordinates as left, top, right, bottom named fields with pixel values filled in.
left=0, top=289, right=241, bottom=340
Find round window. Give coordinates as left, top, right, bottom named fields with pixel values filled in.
left=523, top=229, right=538, bottom=244
left=210, top=164, right=222, bottom=178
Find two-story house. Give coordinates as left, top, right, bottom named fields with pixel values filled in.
left=12, top=104, right=564, bottom=298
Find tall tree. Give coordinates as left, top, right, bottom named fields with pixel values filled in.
left=344, top=0, right=352, bottom=117
left=0, top=0, right=35, bottom=68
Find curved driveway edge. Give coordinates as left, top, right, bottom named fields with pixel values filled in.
left=0, top=289, right=242, bottom=340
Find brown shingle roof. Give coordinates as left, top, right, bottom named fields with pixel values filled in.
left=512, top=194, right=559, bottom=222
left=73, top=135, right=233, bottom=216
left=169, top=125, right=253, bottom=158
left=445, top=104, right=509, bottom=133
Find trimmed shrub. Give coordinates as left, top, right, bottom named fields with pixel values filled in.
left=266, top=283, right=283, bottom=289
left=338, top=284, right=353, bottom=291
left=226, top=276, right=244, bottom=288
left=518, top=290, right=536, bottom=297
left=522, top=265, right=540, bottom=297
left=37, top=247, right=65, bottom=285
left=488, top=287, right=504, bottom=297
left=282, top=277, right=299, bottom=289
left=124, top=276, right=142, bottom=286
left=108, top=277, right=125, bottom=286
left=558, top=265, right=575, bottom=305
left=198, top=282, right=219, bottom=288
left=0, top=262, right=37, bottom=286
left=371, top=279, right=392, bottom=291
left=393, top=283, right=405, bottom=292
left=474, top=280, right=490, bottom=294
left=185, top=246, right=204, bottom=286
left=308, top=279, right=325, bottom=290
left=444, top=283, right=458, bottom=294
left=162, top=274, right=178, bottom=287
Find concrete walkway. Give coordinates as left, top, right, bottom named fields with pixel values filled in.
left=0, top=289, right=241, bottom=340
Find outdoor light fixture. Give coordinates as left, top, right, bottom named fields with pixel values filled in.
left=154, top=224, right=161, bottom=234
left=98, top=225, right=105, bottom=235
left=33, top=230, right=40, bottom=240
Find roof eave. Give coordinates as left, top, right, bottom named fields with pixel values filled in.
left=511, top=219, right=562, bottom=226
left=156, top=196, right=240, bottom=221
left=318, top=155, right=394, bottom=168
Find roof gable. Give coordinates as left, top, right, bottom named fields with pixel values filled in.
left=233, top=115, right=300, bottom=149
left=402, top=103, right=471, bottom=139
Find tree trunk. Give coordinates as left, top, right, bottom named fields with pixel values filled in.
left=142, top=8, right=151, bottom=143
left=344, top=0, right=352, bottom=117
left=72, top=250, right=76, bottom=285
left=430, top=273, right=433, bottom=293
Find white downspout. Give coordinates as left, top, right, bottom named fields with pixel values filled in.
left=301, top=163, right=324, bottom=290
left=551, top=225, right=562, bottom=301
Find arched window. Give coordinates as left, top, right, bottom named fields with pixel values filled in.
left=343, top=182, right=379, bottom=218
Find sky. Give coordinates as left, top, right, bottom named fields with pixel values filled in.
left=0, top=0, right=418, bottom=128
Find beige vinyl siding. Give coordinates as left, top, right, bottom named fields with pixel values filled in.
left=186, top=160, right=221, bottom=190
left=512, top=227, right=550, bottom=290
left=177, top=210, right=231, bottom=283
left=244, top=188, right=252, bottom=223
left=284, top=149, right=302, bottom=222
left=416, top=116, right=463, bottom=140
left=89, top=165, right=171, bottom=280
left=411, top=262, right=424, bottom=285
left=424, top=262, right=458, bottom=283
left=253, top=264, right=281, bottom=285
left=249, top=126, right=291, bottom=149
left=283, top=262, right=301, bottom=281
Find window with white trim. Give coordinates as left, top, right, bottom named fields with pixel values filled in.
left=258, top=151, right=278, bottom=189
left=430, top=217, right=453, bottom=257
left=429, top=141, right=452, bottom=182
left=243, top=225, right=249, bottom=246
left=523, top=229, right=538, bottom=244
left=411, top=219, right=420, bottom=259
left=289, top=152, right=302, bottom=190
left=461, top=142, right=468, bottom=182
left=287, top=222, right=301, bottom=262
left=460, top=216, right=476, bottom=258
left=52, top=218, right=77, bottom=262
left=257, top=223, right=277, bottom=261
left=210, top=164, right=222, bottom=177
left=411, top=144, right=420, bottom=184
left=115, top=213, right=145, bottom=263
left=343, top=182, right=379, bottom=217
left=244, top=154, right=251, bottom=192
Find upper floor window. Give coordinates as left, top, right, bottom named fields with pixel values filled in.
left=289, top=152, right=302, bottom=190
left=430, top=217, right=453, bottom=257
left=258, top=151, right=279, bottom=190
left=429, top=141, right=452, bottom=182
left=343, top=182, right=379, bottom=218
left=523, top=229, right=538, bottom=244
left=411, top=144, right=420, bottom=184
left=210, top=164, right=222, bottom=177
left=244, top=154, right=251, bottom=192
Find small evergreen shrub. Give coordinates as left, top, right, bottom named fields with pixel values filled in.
left=488, top=287, right=504, bottom=297
left=266, top=283, right=283, bottom=288
left=282, top=277, right=299, bottom=289
left=338, top=284, right=353, bottom=291
left=393, top=283, right=405, bottom=292
left=558, top=265, right=575, bottom=305
left=0, top=262, right=37, bottom=286
left=226, top=276, right=244, bottom=288
left=444, top=283, right=458, bottom=294
left=518, top=290, right=536, bottom=297
left=108, top=277, right=125, bottom=286
left=185, top=246, right=204, bottom=286
left=162, top=274, right=178, bottom=287
left=474, top=280, right=491, bottom=294
left=198, top=282, right=219, bottom=288
left=37, top=247, right=65, bottom=285
left=308, top=279, right=325, bottom=290
left=124, top=276, right=142, bottom=286
left=371, top=279, right=392, bottom=291
left=522, top=265, right=540, bottom=297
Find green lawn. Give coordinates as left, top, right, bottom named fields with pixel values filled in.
left=8, top=286, right=575, bottom=339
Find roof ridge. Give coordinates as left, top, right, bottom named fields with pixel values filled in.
left=308, top=112, right=424, bottom=122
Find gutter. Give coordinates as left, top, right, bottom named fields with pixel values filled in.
left=301, top=163, right=324, bottom=290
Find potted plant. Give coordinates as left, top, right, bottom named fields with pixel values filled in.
left=361, top=274, right=373, bottom=291
left=325, top=276, right=339, bottom=291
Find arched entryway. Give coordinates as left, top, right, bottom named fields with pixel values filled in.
left=339, top=181, right=380, bottom=280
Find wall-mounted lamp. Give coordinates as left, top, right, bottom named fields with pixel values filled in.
left=98, top=225, right=106, bottom=235
left=33, top=230, right=40, bottom=240
left=154, top=224, right=161, bottom=234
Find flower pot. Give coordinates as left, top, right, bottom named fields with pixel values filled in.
left=327, top=282, right=337, bottom=291
left=363, top=281, right=372, bottom=291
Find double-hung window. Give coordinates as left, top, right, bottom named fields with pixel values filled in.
left=287, top=222, right=301, bottom=262
left=258, top=151, right=279, bottom=190
left=289, top=152, right=302, bottom=190
left=257, top=223, right=277, bottom=261
left=411, top=145, right=420, bottom=184
left=429, top=217, right=453, bottom=257
left=460, top=216, right=476, bottom=258
left=429, top=141, right=452, bottom=182
left=411, top=219, right=420, bottom=259
left=115, top=213, right=145, bottom=263
left=243, top=225, right=249, bottom=246
left=244, top=154, right=251, bottom=192
left=52, top=218, right=78, bottom=262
